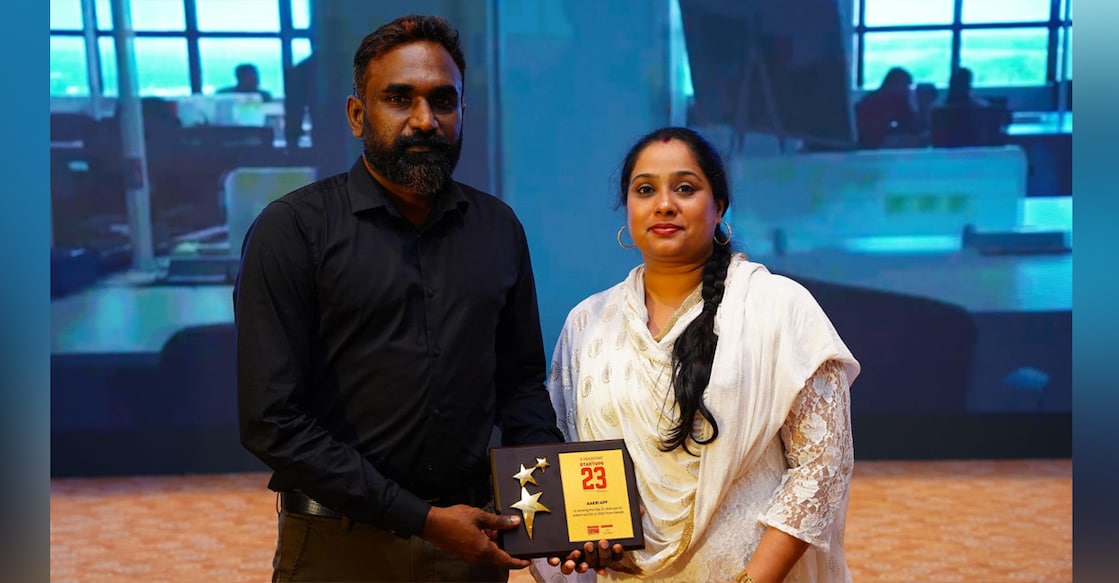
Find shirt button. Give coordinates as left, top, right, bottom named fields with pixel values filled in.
left=425, top=288, right=436, bottom=298
left=433, top=347, right=442, bottom=356
left=433, top=408, right=441, bottom=417
left=427, top=464, right=434, bottom=472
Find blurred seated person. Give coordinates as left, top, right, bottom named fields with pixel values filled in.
left=854, top=67, right=920, bottom=149
left=943, top=67, right=986, bottom=108
left=218, top=63, right=273, bottom=102
left=930, top=67, right=1007, bottom=147
left=914, top=82, right=938, bottom=132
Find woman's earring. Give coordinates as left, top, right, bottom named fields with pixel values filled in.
left=714, top=221, right=732, bottom=246
left=617, top=226, right=636, bottom=249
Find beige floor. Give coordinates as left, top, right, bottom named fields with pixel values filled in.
left=50, top=459, right=1071, bottom=583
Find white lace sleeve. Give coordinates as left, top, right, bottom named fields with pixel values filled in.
left=758, top=359, right=854, bottom=551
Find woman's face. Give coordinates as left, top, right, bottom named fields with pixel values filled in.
left=625, top=139, right=724, bottom=266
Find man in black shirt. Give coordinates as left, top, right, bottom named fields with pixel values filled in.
left=234, top=14, right=563, bottom=582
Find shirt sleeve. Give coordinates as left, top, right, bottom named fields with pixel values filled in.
left=758, top=359, right=854, bottom=551
left=492, top=222, right=565, bottom=446
left=234, top=200, right=431, bottom=538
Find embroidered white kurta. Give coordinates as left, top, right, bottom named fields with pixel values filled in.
left=536, top=255, right=859, bottom=583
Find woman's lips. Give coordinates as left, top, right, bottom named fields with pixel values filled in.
left=649, top=224, right=682, bottom=236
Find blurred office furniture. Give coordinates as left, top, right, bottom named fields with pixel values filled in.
left=791, top=277, right=977, bottom=415
left=930, top=103, right=1010, bottom=148
left=164, top=166, right=316, bottom=284
left=50, top=286, right=256, bottom=476
left=50, top=247, right=100, bottom=298
left=680, top=0, right=857, bottom=149
left=50, top=94, right=316, bottom=279
left=154, top=323, right=239, bottom=429
left=225, top=166, right=316, bottom=253
left=50, top=112, right=97, bottom=145
left=729, top=145, right=1027, bottom=253
left=1006, top=112, right=1072, bottom=197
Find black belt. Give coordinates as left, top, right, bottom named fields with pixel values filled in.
left=280, top=483, right=492, bottom=520
left=280, top=491, right=346, bottom=519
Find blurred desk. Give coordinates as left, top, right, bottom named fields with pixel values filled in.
left=1006, top=112, right=1071, bottom=197
left=760, top=247, right=1070, bottom=314
left=51, top=283, right=234, bottom=358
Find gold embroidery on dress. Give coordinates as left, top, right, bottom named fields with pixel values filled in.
left=652, top=284, right=704, bottom=343
left=588, top=337, right=603, bottom=359
left=602, top=405, right=619, bottom=429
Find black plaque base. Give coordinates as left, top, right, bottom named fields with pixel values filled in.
left=489, top=439, right=645, bottom=559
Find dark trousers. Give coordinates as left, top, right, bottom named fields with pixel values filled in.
left=272, top=508, right=510, bottom=583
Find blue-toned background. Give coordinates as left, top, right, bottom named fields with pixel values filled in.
left=49, top=0, right=1073, bottom=477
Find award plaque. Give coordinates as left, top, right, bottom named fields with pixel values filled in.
left=489, top=439, right=645, bottom=559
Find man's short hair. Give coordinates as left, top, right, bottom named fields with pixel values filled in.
left=352, top=14, right=466, bottom=99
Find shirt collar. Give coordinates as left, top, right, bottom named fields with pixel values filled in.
left=346, top=157, right=469, bottom=217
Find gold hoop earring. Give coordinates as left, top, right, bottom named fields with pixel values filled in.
left=714, top=221, right=732, bottom=246
left=617, top=226, right=636, bottom=250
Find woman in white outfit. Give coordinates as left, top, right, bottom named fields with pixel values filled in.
left=534, top=127, right=860, bottom=583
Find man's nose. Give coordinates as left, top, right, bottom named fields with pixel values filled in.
left=409, top=99, right=438, bottom=132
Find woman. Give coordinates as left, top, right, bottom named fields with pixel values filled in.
left=536, top=127, right=859, bottom=583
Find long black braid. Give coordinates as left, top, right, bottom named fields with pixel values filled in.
left=662, top=237, right=732, bottom=454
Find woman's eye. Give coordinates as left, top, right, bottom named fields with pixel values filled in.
left=676, top=184, right=695, bottom=194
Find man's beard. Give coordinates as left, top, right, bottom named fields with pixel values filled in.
left=362, top=115, right=462, bottom=197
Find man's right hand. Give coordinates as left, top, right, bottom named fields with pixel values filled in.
left=421, top=505, right=531, bottom=570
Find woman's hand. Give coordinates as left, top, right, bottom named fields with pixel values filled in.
left=548, top=539, right=632, bottom=575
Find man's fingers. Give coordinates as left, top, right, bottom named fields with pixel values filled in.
left=478, top=510, right=521, bottom=531
left=485, top=545, right=529, bottom=570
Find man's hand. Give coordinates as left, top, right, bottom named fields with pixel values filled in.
left=421, top=505, right=531, bottom=570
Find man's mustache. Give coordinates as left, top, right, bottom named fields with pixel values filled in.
left=395, top=133, right=452, bottom=152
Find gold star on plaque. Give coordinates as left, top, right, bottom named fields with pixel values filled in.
left=534, top=457, right=550, bottom=472
left=510, top=486, right=550, bottom=540
left=512, top=463, right=538, bottom=487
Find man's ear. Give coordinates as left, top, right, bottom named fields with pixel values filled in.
left=346, top=95, right=364, bottom=138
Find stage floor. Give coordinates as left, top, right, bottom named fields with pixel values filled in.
left=49, top=459, right=1072, bottom=583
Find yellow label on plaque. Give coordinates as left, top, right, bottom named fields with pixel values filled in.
left=558, top=450, right=634, bottom=542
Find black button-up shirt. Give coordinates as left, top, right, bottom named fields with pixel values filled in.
left=234, top=158, right=562, bottom=538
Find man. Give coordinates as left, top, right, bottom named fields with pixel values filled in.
left=234, top=14, right=563, bottom=582
left=854, top=67, right=919, bottom=149
left=218, top=63, right=273, bottom=102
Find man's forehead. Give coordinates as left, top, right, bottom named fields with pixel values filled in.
left=366, top=49, right=460, bottom=96
left=369, top=42, right=460, bottom=76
